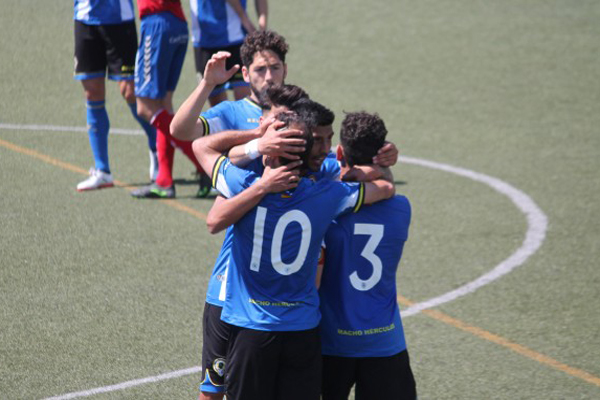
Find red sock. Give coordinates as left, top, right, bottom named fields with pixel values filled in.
left=152, top=110, right=175, bottom=187
left=171, top=135, right=206, bottom=176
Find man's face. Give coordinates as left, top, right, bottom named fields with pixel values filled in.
left=308, top=124, right=334, bottom=171
left=243, top=50, right=287, bottom=100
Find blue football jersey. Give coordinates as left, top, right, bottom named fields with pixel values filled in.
left=319, top=196, right=412, bottom=357
left=74, top=0, right=135, bottom=25
left=199, top=98, right=262, bottom=135
left=212, top=155, right=365, bottom=331
left=189, top=0, right=247, bottom=48
left=205, top=158, right=263, bottom=307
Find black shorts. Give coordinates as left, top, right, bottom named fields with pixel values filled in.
left=194, top=43, right=247, bottom=95
left=322, top=350, right=417, bottom=400
left=74, top=20, right=138, bottom=81
left=199, top=303, right=231, bottom=394
left=226, top=326, right=322, bottom=400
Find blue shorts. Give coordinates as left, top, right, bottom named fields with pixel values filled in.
left=135, top=12, right=188, bottom=99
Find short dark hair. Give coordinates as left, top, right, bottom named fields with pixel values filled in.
left=291, top=98, right=335, bottom=127
left=340, top=112, right=387, bottom=167
left=241, top=30, right=289, bottom=67
left=276, top=112, right=314, bottom=174
left=263, top=84, right=309, bottom=109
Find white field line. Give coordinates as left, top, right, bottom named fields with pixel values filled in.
left=43, top=367, right=201, bottom=400
left=0, top=123, right=143, bottom=136
left=399, top=155, right=549, bottom=317
left=9, top=124, right=546, bottom=398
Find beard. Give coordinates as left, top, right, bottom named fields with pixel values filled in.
left=251, top=81, right=278, bottom=105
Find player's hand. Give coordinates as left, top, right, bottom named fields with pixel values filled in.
left=372, top=141, right=398, bottom=167
left=259, top=159, right=302, bottom=193
left=203, top=51, right=239, bottom=86
left=258, top=121, right=306, bottom=160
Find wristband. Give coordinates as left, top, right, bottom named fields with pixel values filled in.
left=244, top=139, right=261, bottom=160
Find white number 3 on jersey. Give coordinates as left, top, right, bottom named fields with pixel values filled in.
left=349, top=224, right=384, bottom=291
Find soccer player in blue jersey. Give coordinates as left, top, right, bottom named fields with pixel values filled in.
left=190, top=0, right=268, bottom=106
left=193, top=111, right=395, bottom=400
left=319, top=112, right=417, bottom=400
left=171, top=30, right=289, bottom=142
left=73, top=0, right=158, bottom=191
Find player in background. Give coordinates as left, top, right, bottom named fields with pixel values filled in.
left=193, top=111, right=395, bottom=400
left=73, top=0, right=158, bottom=191
left=190, top=0, right=268, bottom=106
left=319, top=112, right=417, bottom=400
left=129, top=0, right=212, bottom=199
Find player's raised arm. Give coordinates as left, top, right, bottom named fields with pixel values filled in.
left=171, top=52, right=239, bottom=141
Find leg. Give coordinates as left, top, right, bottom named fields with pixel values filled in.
left=136, top=96, right=176, bottom=190
left=275, top=328, right=322, bottom=400
left=225, top=327, right=280, bottom=400
left=354, top=350, right=417, bottom=400
left=321, top=355, right=357, bottom=400
left=81, top=77, right=110, bottom=173
left=120, top=80, right=158, bottom=181
left=199, top=304, right=229, bottom=400
left=76, top=77, right=114, bottom=191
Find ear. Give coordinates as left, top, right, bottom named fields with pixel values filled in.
left=336, top=144, right=344, bottom=161
left=242, top=66, right=250, bottom=83
left=282, top=63, right=288, bottom=81
left=336, top=145, right=346, bottom=167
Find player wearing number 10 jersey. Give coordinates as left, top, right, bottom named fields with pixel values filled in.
left=319, top=112, right=417, bottom=400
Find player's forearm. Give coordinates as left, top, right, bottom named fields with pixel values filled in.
left=228, top=140, right=260, bottom=168
left=171, top=80, right=216, bottom=141
left=207, top=184, right=268, bottom=234
left=363, top=179, right=395, bottom=205
left=255, top=0, right=268, bottom=29
left=226, top=0, right=256, bottom=32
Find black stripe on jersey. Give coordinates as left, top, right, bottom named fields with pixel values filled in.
left=199, top=116, right=210, bottom=136
left=212, top=155, right=227, bottom=189
left=353, top=183, right=365, bottom=213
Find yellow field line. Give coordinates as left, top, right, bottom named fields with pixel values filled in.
left=3, top=137, right=598, bottom=389
left=398, top=295, right=600, bottom=387
left=0, top=137, right=207, bottom=221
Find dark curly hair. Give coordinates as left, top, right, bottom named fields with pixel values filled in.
left=241, top=30, right=289, bottom=67
left=276, top=112, right=314, bottom=174
left=340, top=112, right=387, bottom=167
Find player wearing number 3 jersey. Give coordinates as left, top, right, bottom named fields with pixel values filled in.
left=319, top=112, right=417, bottom=400
left=193, top=111, right=395, bottom=400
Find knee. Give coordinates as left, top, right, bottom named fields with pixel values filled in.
left=136, top=102, right=152, bottom=121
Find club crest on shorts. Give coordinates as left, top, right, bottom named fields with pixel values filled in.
left=213, top=358, right=226, bottom=377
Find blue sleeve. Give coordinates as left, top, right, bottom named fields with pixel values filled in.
left=320, top=152, right=341, bottom=181
left=325, top=181, right=365, bottom=218
left=212, top=155, right=260, bottom=198
left=199, top=102, right=233, bottom=134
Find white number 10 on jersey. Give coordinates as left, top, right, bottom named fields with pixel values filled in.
left=250, top=206, right=312, bottom=276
